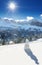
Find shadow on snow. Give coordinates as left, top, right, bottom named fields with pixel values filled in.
left=24, top=47, right=39, bottom=65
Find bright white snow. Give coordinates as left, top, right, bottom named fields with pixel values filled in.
left=0, top=39, right=42, bottom=65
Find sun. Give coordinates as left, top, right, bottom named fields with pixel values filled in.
left=9, top=3, right=16, bottom=10
left=8, top=2, right=16, bottom=11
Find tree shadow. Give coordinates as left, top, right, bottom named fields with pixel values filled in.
left=24, top=47, right=39, bottom=65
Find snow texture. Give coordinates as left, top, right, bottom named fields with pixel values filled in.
left=0, top=38, right=42, bottom=65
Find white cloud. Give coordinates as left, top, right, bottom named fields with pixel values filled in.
left=0, top=16, right=34, bottom=23
left=3, top=17, right=13, bottom=21
left=15, top=19, right=26, bottom=22
left=27, top=16, right=34, bottom=21
left=15, top=16, right=34, bottom=22
left=40, top=14, right=42, bottom=20
left=40, top=14, right=42, bottom=17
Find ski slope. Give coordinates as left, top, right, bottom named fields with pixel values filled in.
left=0, top=39, right=42, bottom=65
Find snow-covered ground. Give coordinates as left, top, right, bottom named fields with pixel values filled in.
left=0, top=39, right=42, bottom=65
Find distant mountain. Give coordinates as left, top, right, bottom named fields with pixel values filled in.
left=0, top=18, right=18, bottom=28
left=0, top=18, right=42, bottom=30
left=29, top=19, right=42, bottom=27
left=0, top=18, right=42, bottom=44
left=17, top=19, right=42, bottom=27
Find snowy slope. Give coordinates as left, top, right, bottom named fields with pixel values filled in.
left=0, top=39, right=42, bottom=65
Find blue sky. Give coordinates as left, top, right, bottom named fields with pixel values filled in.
left=0, top=0, right=42, bottom=19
